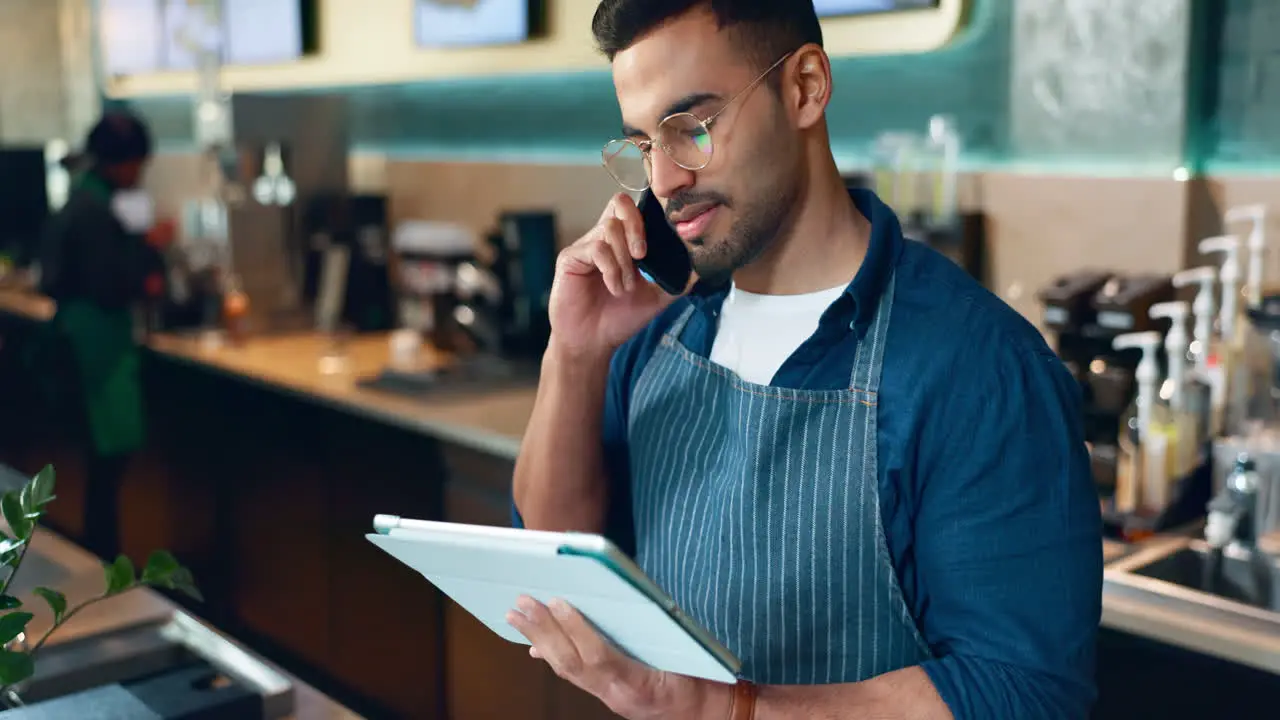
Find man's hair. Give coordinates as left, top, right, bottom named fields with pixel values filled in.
left=591, top=0, right=823, bottom=72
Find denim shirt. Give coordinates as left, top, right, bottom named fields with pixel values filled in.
left=514, top=189, right=1102, bottom=719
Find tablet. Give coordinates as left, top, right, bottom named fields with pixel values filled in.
left=365, top=515, right=741, bottom=684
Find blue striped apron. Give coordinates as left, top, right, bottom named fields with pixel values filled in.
left=627, top=271, right=932, bottom=684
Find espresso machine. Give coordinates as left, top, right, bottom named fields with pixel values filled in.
left=1083, top=273, right=1176, bottom=441
left=485, top=210, right=557, bottom=359
left=1037, top=268, right=1113, bottom=397
left=302, top=193, right=396, bottom=333
left=189, top=93, right=350, bottom=335
left=1039, top=271, right=1175, bottom=499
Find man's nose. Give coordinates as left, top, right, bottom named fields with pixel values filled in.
left=648, top=149, right=695, bottom=201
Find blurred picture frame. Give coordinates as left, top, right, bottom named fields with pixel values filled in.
left=413, top=0, right=547, bottom=49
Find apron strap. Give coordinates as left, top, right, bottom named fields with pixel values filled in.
left=848, top=270, right=896, bottom=392
left=662, top=303, right=699, bottom=342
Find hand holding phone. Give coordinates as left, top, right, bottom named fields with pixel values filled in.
left=636, top=190, right=693, bottom=296
left=548, top=193, right=682, bottom=358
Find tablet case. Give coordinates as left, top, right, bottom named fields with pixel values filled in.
left=365, top=516, right=740, bottom=684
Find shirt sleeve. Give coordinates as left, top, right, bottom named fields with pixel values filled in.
left=914, top=336, right=1103, bottom=720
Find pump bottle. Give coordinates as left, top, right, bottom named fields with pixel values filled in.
left=1224, top=204, right=1267, bottom=308
left=1112, top=331, right=1168, bottom=515
left=1149, top=301, right=1201, bottom=476
left=1199, top=235, right=1247, bottom=433
left=1173, top=267, right=1221, bottom=438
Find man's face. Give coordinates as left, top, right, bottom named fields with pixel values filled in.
left=612, top=10, right=801, bottom=285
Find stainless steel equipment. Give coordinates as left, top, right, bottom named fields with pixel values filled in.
left=218, top=93, right=350, bottom=334
left=1210, top=438, right=1280, bottom=558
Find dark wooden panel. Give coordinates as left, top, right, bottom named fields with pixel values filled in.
left=445, top=603, right=554, bottom=720
left=0, top=316, right=631, bottom=720
left=440, top=443, right=516, bottom=500
left=326, top=412, right=447, bottom=719
left=228, top=389, right=334, bottom=666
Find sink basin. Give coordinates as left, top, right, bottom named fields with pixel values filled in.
left=1130, top=542, right=1280, bottom=612
left=1103, top=536, right=1280, bottom=675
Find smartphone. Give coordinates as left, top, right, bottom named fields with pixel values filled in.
left=636, top=190, right=692, bottom=295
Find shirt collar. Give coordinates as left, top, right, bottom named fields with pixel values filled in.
left=687, top=188, right=904, bottom=329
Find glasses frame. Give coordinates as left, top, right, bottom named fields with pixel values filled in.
left=601, top=52, right=794, bottom=192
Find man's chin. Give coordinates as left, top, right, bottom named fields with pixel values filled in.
left=690, top=256, right=733, bottom=288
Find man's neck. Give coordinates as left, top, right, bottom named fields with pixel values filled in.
left=732, top=161, right=870, bottom=296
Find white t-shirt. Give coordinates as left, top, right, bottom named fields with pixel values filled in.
left=709, top=281, right=848, bottom=385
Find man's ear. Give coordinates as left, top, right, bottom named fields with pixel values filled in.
left=785, top=44, right=832, bottom=130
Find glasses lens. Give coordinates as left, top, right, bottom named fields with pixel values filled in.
left=603, top=139, right=649, bottom=191
left=658, top=113, right=713, bottom=170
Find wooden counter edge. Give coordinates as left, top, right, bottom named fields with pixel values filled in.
left=0, top=289, right=530, bottom=461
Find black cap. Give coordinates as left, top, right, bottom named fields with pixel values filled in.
left=84, top=111, right=153, bottom=165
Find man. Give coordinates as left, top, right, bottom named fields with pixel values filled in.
left=510, top=2, right=1102, bottom=718
left=38, top=111, right=171, bottom=561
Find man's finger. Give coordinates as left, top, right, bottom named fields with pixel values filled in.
left=507, top=596, right=585, bottom=678
left=547, top=599, right=662, bottom=713
left=548, top=598, right=616, bottom=668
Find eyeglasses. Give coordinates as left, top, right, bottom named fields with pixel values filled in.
left=601, top=53, right=793, bottom=192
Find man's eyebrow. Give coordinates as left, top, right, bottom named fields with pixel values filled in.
left=621, top=92, right=723, bottom=138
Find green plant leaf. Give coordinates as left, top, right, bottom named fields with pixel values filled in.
left=22, top=465, right=55, bottom=514
left=140, top=550, right=180, bottom=585
left=140, top=551, right=202, bottom=602
left=167, top=567, right=202, bottom=603
left=0, top=596, right=20, bottom=611
left=32, top=587, right=64, bottom=623
left=105, top=555, right=135, bottom=596
left=0, top=649, right=32, bottom=686
left=0, top=493, right=30, bottom=540
left=0, top=612, right=32, bottom=646
left=0, top=537, right=22, bottom=558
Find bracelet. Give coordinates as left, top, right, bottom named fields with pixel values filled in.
left=727, top=679, right=757, bottom=720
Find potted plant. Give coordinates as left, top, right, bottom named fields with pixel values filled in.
left=0, top=465, right=200, bottom=700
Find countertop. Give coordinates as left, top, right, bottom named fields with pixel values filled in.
left=1101, top=532, right=1280, bottom=677
left=10, top=527, right=361, bottom=719
left=0, top=288, right=534, bottom=459
left=8, top=288, right=1280, bottom=678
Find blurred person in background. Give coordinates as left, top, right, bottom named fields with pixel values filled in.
left=37, top=110, right=173, bottom=561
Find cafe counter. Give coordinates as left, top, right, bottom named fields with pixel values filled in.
left=4, top=289, right=1280, bottom=719
left=0, top=289, right=618, bottom=720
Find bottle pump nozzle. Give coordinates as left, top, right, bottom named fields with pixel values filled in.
left=1225, top=204, right=1266, bottom=307
left=1113, top=331, right=1164, bottom=444
left=1149, top=301, right=1190, bottom=410
left=1172, top=266, right=1216, bottom=372
left=1199, top=234, right=1242, bottom=341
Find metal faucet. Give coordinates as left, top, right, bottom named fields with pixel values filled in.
left=1205, top=453, right=1274, bottom=608
left=1206, top=453, right=1260, bottom=551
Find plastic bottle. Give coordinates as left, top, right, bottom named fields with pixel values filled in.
left=1149, top=301, right=1202, bottom=476
left=1224, top=204, right=1266, bottom=308
left=1112, top=331, right=1166, bottom=514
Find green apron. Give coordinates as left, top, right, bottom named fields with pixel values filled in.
left=53, top=174, right=146, bottom=457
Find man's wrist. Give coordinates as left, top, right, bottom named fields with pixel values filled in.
left=690, top=678, right=737, bottom=720
left=544, top=334, right=615, bottom=373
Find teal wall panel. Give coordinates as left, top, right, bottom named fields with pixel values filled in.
left=1201, top=0, right=1280, bottom=171
left=121, top=0, right=1011, bottom=164
left=112, top=0, right=1280, bottom=173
